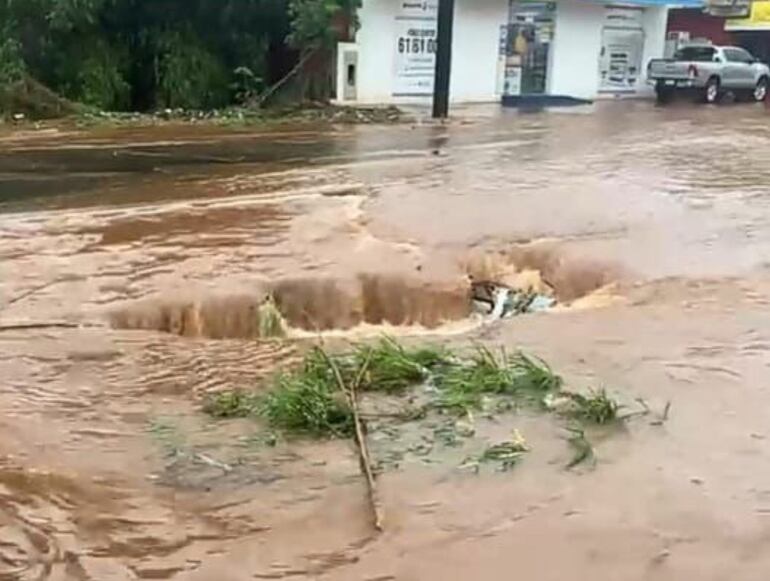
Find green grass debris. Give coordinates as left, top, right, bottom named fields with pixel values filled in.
left=464, top=430, right=529, bottom=472
left=562, top=389, right=622, bottom=425
left=260, top=348, right=353, bottom=437
left=511, top=352, right=563, bottom=396
left=203, top=391, right=260, bottom=419
left=435, top=346, right=562, bottom=415
left=355, top=337, right=445, bottom=393
left=565, top=427, right=595, bottom=469
left=200, top=337, right=633, bottom=479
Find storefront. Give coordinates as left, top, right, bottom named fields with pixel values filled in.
left=726, top=1, right=770, bottom=64
left=336, top=0, right=700, bottom=106
left=337, top=0, right=509, bottom=105
left=666, top=8, right=735, bottom=50
left=502, top=0, right=700, bottom=104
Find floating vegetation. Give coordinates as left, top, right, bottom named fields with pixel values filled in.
left=565, top=427, right=595, bottom=470
left=463, top=430, right=530, bottom=472
left=562, top=389, right=622, bottom=425
left=203, top=391, right=260, bottom=419
left=435, top=347, right=562, bottom=415
left=260, top=349, right=353, bottom=438
left=200, top=338, right=640, bottom=481
left=355, top=337, right=443, bottom=394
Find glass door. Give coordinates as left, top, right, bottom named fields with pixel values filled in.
left=505, top=1, right=556, bottom=96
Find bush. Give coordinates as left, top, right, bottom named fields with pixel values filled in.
left=57, top=39, right=130, bottom=110
left=0, top=24, right=25, bottom=85
left=156, top=30, right=230, bottom=110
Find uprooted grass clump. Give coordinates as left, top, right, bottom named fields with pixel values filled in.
left=202, top=337, right=625, bottom=465
left=562, top=389, right=622, bottom=425
left=355, top=337, right=450, bottom=394
left=260, top=348, right=354, bottom=437
left=473, top=430, right=530, bottom=472
left=203, top=391, right=261, bottom=419
left=202, top=339, right=565, bottom=436
left=435, top=347, right=562, bottom=415
left=565, top=427, right=595, bottom=469
left=257, top=339, right=452, bottom=436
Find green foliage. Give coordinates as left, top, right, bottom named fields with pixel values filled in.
left=566, top=427, right=595, bottom=469
left=563, top=389, right=622, bottom=425
left=435, top=347, right=562, bottom=415
left=462, top=430, right=529, bottom=472
left=0, top=0, right=354, bottom=113
left=156, top=29, right=229, bottom=110
left=356, top=337, right=448, bottom=394
left=203, top=391, right=260, bottom=419
left=205, top=340, right=565, bottom=443
left=480, top=439, right=528, bottom=471
left=0, top=23, right=25, bottom=84
left=55, top=37, right=130, bottom=109
left=231, top=66, right=265, bottom=105
left=46, top=0, right=109, bottom=31
left=261, top=349, right=354, bottom=437
left=288, top=0, right=361, bottom=48
left=510, top=353, right=563, bottom=395
left=198, top=339, right=633, bottom=479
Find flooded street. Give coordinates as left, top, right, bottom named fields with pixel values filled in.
left=3, top=101, right=770, bottom=579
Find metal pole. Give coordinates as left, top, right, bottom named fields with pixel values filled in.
left=432, top=0, right=455, bottom=119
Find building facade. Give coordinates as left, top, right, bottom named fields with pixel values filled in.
left=337, top=0, right=508, bottom=104
left=667, top=1, right=770, bottom=66
left=504, top=0, right=671, bottom=102
left=336, top=0, right=702, bottom=106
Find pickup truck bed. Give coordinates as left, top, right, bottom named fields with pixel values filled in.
left=647, top=45, right=769, bottom=104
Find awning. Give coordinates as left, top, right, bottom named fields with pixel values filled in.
left=726, top=0, right=770, bottom=29
left=580, top=0, right=705, bottom=6
left=618, top=0, right=705, bottom=5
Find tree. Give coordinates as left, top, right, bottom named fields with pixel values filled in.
left=0, top=0, right=359, bottom=114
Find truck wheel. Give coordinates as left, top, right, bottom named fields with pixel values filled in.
left=704, top=78, right=721, bottom=104
left=754, top=77, right=768, bottom=102
left=655, top=83, right=674, bottom=104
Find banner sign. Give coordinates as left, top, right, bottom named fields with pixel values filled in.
left=393, top=1, right=438, bottom=96
left=726, top=0, right=770, bottom=28
left=706, top=0, right=751, bottom=17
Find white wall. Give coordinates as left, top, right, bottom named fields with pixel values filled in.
left=549, top=1, right=669, bottom=100
left=548, top=1, right=605, bottom=100
left=349, top=0, right=669, bottom=105
left=451, top=0, right=509, bottom=101
left=639, top=6, right=670, bottom=96
left=351, top=0, right=508, bottom=104
left=355, top=0, right=399, bottom=103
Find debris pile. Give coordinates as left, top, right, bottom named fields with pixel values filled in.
left=470, top=277, right=557, bottom=320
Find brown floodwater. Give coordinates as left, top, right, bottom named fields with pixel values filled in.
left=3, top=101, right=770, bottom=579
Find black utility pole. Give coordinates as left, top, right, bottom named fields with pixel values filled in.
left=432, top=0, right=455, bottom=119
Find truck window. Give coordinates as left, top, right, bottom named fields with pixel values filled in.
left=724, top=48, right=753, bottom=63
left=674, top=47, right=715, bottom=62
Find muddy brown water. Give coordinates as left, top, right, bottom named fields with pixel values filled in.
left=3, top=102, right=770, bottom=579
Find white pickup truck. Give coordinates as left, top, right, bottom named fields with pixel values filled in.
left=648, top=45, right=769, bottom=104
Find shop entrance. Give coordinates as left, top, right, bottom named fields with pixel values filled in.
left=504, top=1, right=556, bottom=96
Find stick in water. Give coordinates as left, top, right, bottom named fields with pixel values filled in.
left=321, top=347, right=384, bottom=532
left=0, top=323, right=80, bottom=332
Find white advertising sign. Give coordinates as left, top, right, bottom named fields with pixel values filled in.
left=393, top=1, right=438, bottom=96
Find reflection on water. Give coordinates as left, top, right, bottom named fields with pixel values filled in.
left=3, top=101, right=770, bottom=579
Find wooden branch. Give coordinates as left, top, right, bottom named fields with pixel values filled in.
left=255, top=48, right=318, bottom=108
left=4, top=280, right=61, bottom=307
left=0, top=323, right=80, bottom=332
left=322, top=347, right=384, bottom=532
